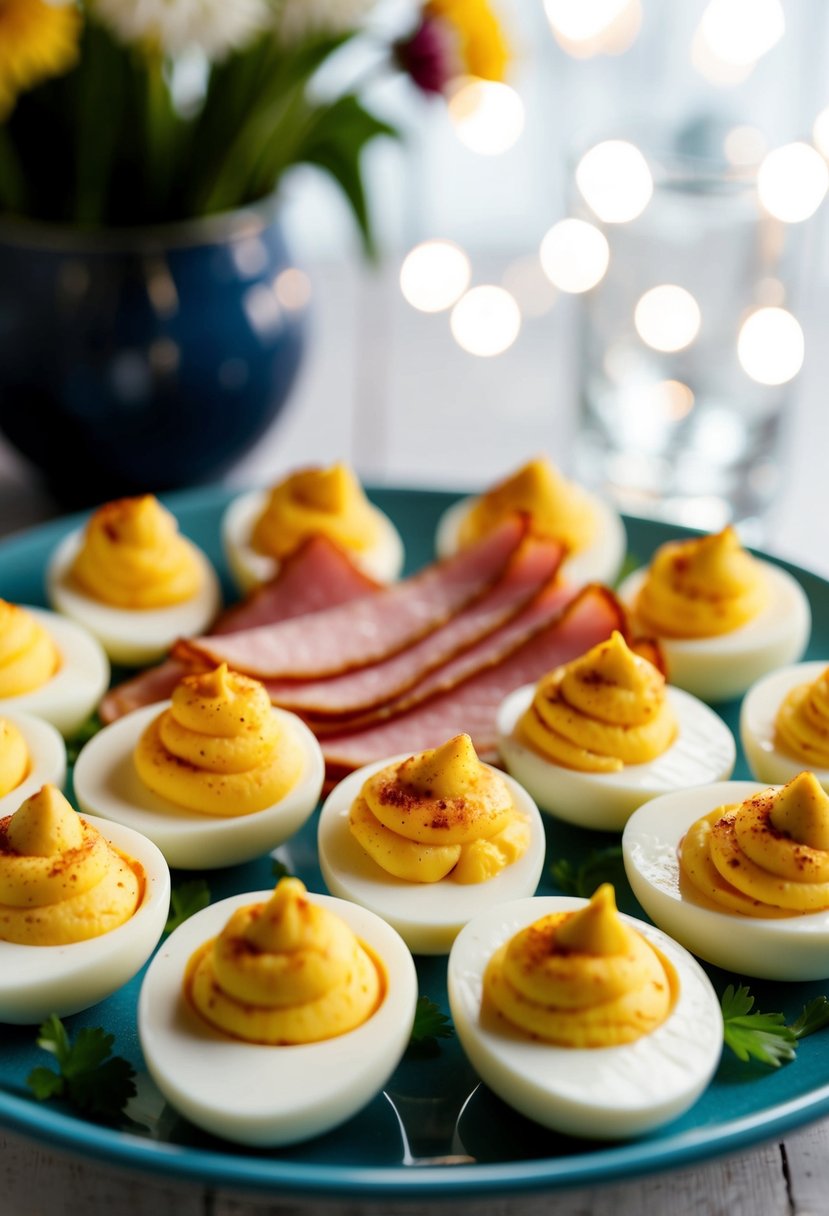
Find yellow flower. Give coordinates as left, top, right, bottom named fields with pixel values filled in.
left=0, top=0, right=81, bottom=119
left=425, top=0, right=510, bottom=82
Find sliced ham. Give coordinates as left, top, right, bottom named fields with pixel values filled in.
left=215, top=534, right=381, bottom=634
left=262, top=537, right=565, bottom=718
left=175, top=516, right=528, bottom=680
left=99, top=535, right=383, bottom=723
left=320, top=584, right=627, bottom=772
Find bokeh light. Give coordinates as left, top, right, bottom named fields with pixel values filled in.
left=544, top=0, right=640, bottom=56
left=691, top=26, right=756, bottom=85
left=400, top=240, right=471, bottom=313
left=539, top=219, right=610, bottom=293
left=757, top=142, right=829, bottom=223
left=699, top=0, right=784, bottom=66
left=448, top=80, right=525, bottom=156
left=634, top=285, right=701, bottom=352
left=724, top=125, right=767, bottom=166
left=575, top=140, right=653, bottom=223
left=737, top=307, right=804, bottom=386
left=450, top=286, right=521, bottom=357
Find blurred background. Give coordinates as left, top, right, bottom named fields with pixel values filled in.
left=2, top=0, right=828, bottom=569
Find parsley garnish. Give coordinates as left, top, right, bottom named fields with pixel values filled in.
left=721, top=986, right=829, bottom=1068
left=65, top=714, right=103, bottom=765
left=721, top=985, right=797, bottom=1067
left=551, top=846, right=625, bottom=899
left=27, top=1015, right=136, bottom=1121
left=164, top=878, right=211, bottom=934
left=409, top=996, right=454, bottom=1047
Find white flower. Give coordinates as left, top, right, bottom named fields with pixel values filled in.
left=90, top=0, right=271, bottom=58
left=272, top=0, right=381, bottom=44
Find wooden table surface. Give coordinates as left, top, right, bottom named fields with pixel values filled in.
left=1, top=256, right=828, bottom=1215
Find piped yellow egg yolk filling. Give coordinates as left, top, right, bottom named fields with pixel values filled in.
left=775, top=667, right=829, bottom=768
left=457, top=457, right=596, bottom=554
left=484, top=884, right=676, bottom=1047
left=134, top=664, right=303, bottom=817
left=186, top=878, right=383, bottom=1044
left=0, top=784, right=141, bottom=945
left=634, top=526, right=766, bottom=639
left=0, top=718, right=29, bottom=798
left=0, top=600, right=60, bottom=697
left=349, top=733, right=529, bottom=884
left=251, top=462, right=383, bottom=560
left=71, top=495, right=202, bottom=609
left=518, top=631, right=677, bottom=773
left=680, top=772, right=829, bottom=917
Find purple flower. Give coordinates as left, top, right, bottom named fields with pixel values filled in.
left=394, top=16, right=458, bottom=96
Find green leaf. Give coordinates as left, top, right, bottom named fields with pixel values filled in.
left=791, top=996, right=829, bottom=1040
left=27, top=1018, right=135, bottom=1121
left=614, top=551, right=642, bottom=587
left=409, top=996, right=454, bottom=1047
left=26, top=1067, right=64, bottom=1102
left=721, top=985, right=797, bottom=1067
left=550, top=846, right=625, bottom=899
left=165, top=879, right=211, bottom=934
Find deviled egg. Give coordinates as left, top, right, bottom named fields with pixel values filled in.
left=139, top=878, right=417, bottom=1146
left=47, top=495, right=221, bottom=666
left=434, top=457, right=626, bottom=587
left=618, top=527, right=810, bottom=702
left=0, top=711, right=66, bottom=817
left=623, top=774, right=829, bottom=980
left=497, top=631, right=735, bottom=831
left=448, top=885, right=722, bottom=1139
left=741, top=661, right=829, bottom=789
left=0, top=785, right=169, bottom=1023
left=73, top=664, right=324, bottom=869
left=0, top=600, right=108, bottom=738
left=317, top=734, right=546, bottom=954
left=222, top=462, right=405, bottom=593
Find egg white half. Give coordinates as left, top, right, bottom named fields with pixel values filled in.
left=317, top=757, right=546, bottom=955
left=447, top=895, right=722, bottom=1140
left=221, top=487, right=405, bottom=595
left=0, top=710, right=66, bottom=818
left=433, top=492, right=627, bottom=587
left=138, top=889, right=418, bottom=1147
left=740, top=661, right=829, bottom=790
left=497, top=684, right=735, bottom=831
left=0, top=607, right=109, bottom=738
left=0, top=812, right=170, bottom=1024
left=623, top=780, right=829, bottom=981
left=72, top=702, right=325, bottom=869
left=618, top=562, right=811, bottom=703
left=46, top=529, right=222, bottom=666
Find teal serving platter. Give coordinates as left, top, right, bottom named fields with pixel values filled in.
left=1, top=484, right=829, bottom=1200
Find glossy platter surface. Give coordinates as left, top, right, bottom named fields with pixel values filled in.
left=2, top=485, right=829, bottom=1198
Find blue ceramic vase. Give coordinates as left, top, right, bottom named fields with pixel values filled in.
left=0, top=202, right=307, bottom=505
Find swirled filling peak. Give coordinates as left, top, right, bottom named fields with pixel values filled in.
left=518, top=630, right=677, bottom=772
left=133, top=663, right=303, bottom=816
left=186, top=878, right=383, bottom=1044
left=349, top=733, right=530, bottom=884
left=635, top=526, right=766, bottom=639
left=774, top=666, right=829, bottom=769
left=251, top=463, right=382, bottom=560
left=0, top=600, right=60, bottom=697
left=484, top=884, right=676, bottom=1047
left=0, top=784, right=141, bottom=945
left=680, top=772, right=829, bottom=917
left=458, top=457, right=596, bottom=553
left=71, top=495, right=202, bottom=608
left=0, top=718, right=29, bottom=799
